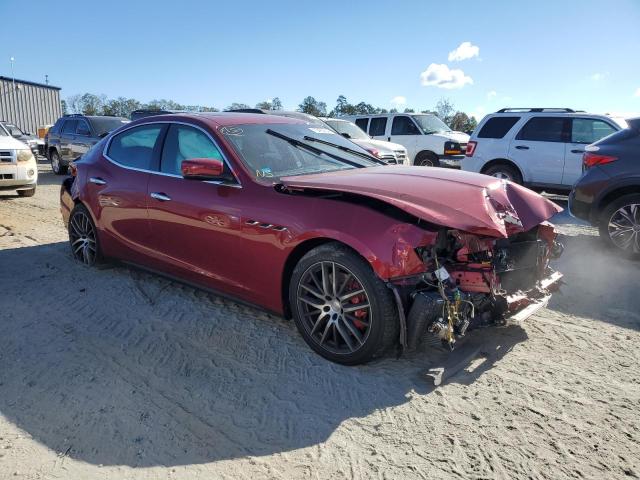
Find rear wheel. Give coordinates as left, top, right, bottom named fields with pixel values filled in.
left=68, top=204, right=102, bottom=266
left=599, top=194, right=640, bottom=257
left=289, top=243, right=399, bottom=365
left=483, top=163, right=522, bottom=184
left=17, top=187, right=36, bottom=197
left=50, top=150, right=67, bottom=175
left=415, top=151, right=440, bottom=167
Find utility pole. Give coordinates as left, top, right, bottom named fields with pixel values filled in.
left=10, top=57, right=18, bottom=122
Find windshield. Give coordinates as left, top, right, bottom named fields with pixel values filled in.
left=90, top=117, right=130, bottom=136
left=4, top=123, right=25, bottom=136
left=0, top=124, right=8, bottom=136
left=221, top=123, right=377, bottom=184
left=412, top=114, right=451, bottom=134
left=325, top=120, right=369, bottom=140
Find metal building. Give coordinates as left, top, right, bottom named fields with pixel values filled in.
left=0, top=75, right=62, bottom=135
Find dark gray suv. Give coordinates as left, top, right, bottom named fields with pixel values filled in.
left=46, top=115, right=129, bottom=174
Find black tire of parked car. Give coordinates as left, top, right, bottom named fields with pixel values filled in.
left=599, top=193, right=640, bottom=258
left=483, top=163, right=523, bottom=184
left=289, top=242, right=399, bottom=365
left=415, top=151, right=441, bottom=167
left=68, top=203, right=104, bottom=266
left=50, top=150, right=67, bottom=175
left=17, top=187, right=36, bottom=197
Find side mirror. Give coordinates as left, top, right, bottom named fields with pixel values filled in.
left=181, top=158, right=225, bottom=180
left=341, top=132, right=351, bottom=139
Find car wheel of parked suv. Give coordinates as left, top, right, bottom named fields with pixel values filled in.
left=600, top=194, right=640, bottom=257
left=68, top=204, right=103, bottom=266
left=289, top=243, right=399, bottom=365
left=50, top=150, right=67, bottom=175
left=483, top=163, right=522, bottom=184
left=415, top=151, right=440, bottom=167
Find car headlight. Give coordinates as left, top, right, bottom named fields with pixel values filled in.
left=16, top=149, right=35, bottom=163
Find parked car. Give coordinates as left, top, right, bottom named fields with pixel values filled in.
left=0, top=126, right=37, bottom=197
left=60, top=112, right=563, bottom=365
left=46, top=115, right=130, bottom=175
left=130, top=109, right=186, bottom=121
left=569, top=117, right=640, bottom=255
left=228, top=108, right=327, bottom=126
left=340, top=113, right=469, bottom=167
left=462, top=108, right=625, bottom=190
left=322, top=118, right=409, bottom=164
left=0, top=121, right=43, bottom=157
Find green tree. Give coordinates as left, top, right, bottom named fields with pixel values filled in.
left=61, top=99, right=68, bottom=115
left=297, top=96, right=327, bottom=117
left=271, top=97, right=283, bottom=110
left=255, top=100, right=273, bottom=110
left=403, top=108, right=415, bottom=113
left=449, top=112, right=478, bottom=133
left=225, top=102, right=251, bottom=111
left=103, top=97, right=142, bottom=117
left=435, top=98, right=455, bottom=126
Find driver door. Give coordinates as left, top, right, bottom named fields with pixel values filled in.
left=387, top=116, right=420, bottom=159
left=147, top=123, right=246, bottom=295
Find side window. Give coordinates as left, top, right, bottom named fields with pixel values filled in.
left=515, top=117, right=566, bottom=142
left=51, top=118, right=65, bottom=134
left=62, top=120, right=78, bottom=135
left=478, top=117, right=520, bottom=138
left=76, top=120, right=91, bottom=136
left=355, top=118, right=369, bottom=132
left=369, top=117, right=387, bottom=136
left=107, top=124, right=163, bottom=170
left=391, top=116, right=420, bottom=135
left=571, top=119, right=617, bottom=144
left=161, top=124, right=224, bottom=176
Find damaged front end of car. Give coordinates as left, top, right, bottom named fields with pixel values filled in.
left=391, top=222, right=564, bottom=352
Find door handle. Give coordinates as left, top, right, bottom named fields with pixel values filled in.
left=89, top=177, right=107, bottom=185
left=515, top=145, right=529, bottom=150
left=571, top=149, right=584, bottom=154
left=150, top=192, right=171, bottom=202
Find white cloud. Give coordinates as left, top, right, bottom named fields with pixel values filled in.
left=448, top=42, right=480, bottom=62
left=487, top=90, right=497, bottom=99
left=420, top=63, right=473, bottom=90
left=390, top=96, right=407, bottom=106
left=634, top=88, right=640, bottom=98
left=590, top=72, right=609, bottom=81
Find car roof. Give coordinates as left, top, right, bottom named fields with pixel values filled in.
left=129, top=112, right=305, bottom=127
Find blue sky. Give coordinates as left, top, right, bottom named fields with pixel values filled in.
left=1, top=0, right=639, bottom=117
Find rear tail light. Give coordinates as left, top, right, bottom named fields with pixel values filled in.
left=582, top=152, right=617, bottom=169
left=465, top=141, right=477, bottom=157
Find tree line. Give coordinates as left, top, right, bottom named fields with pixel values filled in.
left=62, top=93, right=477, bottom=133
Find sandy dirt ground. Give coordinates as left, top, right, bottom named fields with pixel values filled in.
left=0, top=162, right=639, bottom=480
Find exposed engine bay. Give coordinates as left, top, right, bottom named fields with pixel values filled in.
left=397, top=223, right=564, bottom=351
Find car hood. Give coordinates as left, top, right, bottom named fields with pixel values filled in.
left=350, top=138, right=405, bottom=153
left=0, top=136, right=29, bottom=150
left=280, top=166, right=562, bottom=238
left=432, top=131, right=470, bottom=143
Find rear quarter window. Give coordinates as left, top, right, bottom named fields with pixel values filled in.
left=477, top=117, right=520, bottom=138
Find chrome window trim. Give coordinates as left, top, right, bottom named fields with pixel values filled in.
left=102, top=120, right=242, bottom=188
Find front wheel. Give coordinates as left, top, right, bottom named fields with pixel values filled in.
left=599, top=194, right=640, bottom=257
left=289, top=243, right=399, bottom=365
left=68, top=204, right=103, bottom=266
left=50, top=150, right=67, bottom=175
left=483, top=163, right=523, bottom=184
left=415, top=151, right=440, bottom=167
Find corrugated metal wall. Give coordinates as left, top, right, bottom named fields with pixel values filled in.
left=0, top=78, right=62, bottom=135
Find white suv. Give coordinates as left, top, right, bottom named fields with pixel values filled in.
left=0, top=128, right=38, bottom=197
left=462, top=108, right=625, bottom=189
left=340, top=113, right=469, bottom=167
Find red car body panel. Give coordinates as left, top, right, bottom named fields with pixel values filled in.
left=62, top=113, right=561, bottom=318
left=280, top=166, right=562, bottom=238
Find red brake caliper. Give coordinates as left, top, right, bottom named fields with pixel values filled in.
left=347, top=280, right=368, bottom=330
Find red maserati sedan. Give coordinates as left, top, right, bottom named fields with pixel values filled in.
left=60, top=112, right=563, bottom=365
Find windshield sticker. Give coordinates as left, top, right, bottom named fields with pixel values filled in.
left=220, top=126, right=244, bottom=136
left=256, top=167, right=273, bottom=178
left=308, top=127, right=335, bottom=135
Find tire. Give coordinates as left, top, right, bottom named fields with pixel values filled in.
left=50, top=150, right=67, bottom=175
left=17, top=187, right=36, bottom=197
left=415, top=151, right=440, bottom=167
left=599, top=194, right=640, bottom=257
left=483, top=163, right=523, bottom=184
left=68, top=204, right=103, bottom=266
left=289, top=242, right=399, bottom=365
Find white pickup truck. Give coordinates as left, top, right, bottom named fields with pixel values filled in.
left=0, top=128, right=38, bottom=197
